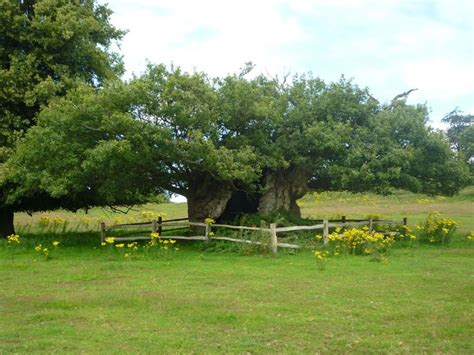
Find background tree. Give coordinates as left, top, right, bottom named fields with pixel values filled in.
left=0, top=0, right=124, bottom=237
left=442, top=109, right=473, bottom=172
left=458, top=125, right=474, bottom=170
left=442, top=109, right=473, bottom=152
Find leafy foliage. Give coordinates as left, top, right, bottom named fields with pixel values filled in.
left=0, top=0, right=125, bottom=235
left=442, top=109, right=474, bottom=153
left=0, top=0, right=124, bottom=165
left=7, top=64, right=471, bottom=220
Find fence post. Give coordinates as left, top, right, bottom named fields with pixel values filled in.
left=342, top=215, right=346, bottom=224
left=152, top=219, right=158, bottom=234
left=158, top=216, right=163, bottom=235
left=403, top=217, right=407, bottom=226
left=369, top=218, right=373, bottom=233
left=323, top=219, right=329, bottom=246
left=269, top=223, right=278, bottom=255
left=100, top=222, right=106, bottom=244
left=204, top=223, right=210, bottom=242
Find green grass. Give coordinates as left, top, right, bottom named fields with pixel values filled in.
left=3, top=187, right=473, bottom=353
left=299, top=186, right=474, bottom=234
left=1, top=243, right=473, bottom=353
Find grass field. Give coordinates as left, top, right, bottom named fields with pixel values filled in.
left=2, top=188, right=473, bottom=353
left=1, top=245, right=473, bottom=353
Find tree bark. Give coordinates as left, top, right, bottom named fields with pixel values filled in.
left=0, top=206, right=15, bottom=238
left=257, top=167, right=310, bottom=218
left=186, top=177, right=233, bottom=223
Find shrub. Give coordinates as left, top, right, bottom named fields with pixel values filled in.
left=324, top=227, right=395, bottom=258
left=415, top=212, right=457, bottom=245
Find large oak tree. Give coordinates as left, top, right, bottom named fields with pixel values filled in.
left=0, top=0, right=124, bottom=236
left=9, top=64, right=471, bottom=224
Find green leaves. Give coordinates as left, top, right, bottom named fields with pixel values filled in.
left=6, top=60, right=470, bottom=217
left=0, top=0, right=124, bottom=160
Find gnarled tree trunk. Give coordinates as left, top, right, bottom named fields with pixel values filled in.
left=0, top=206, right=15, bottom=238
left=258, top=166, right=310, bottom=218
left=186, top=176, right=233, bottom=223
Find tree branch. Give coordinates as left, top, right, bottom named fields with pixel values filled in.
left=390, top=88, right=418, bottom=105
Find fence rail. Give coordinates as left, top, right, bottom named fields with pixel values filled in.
left=100, top=216, right=407, bottom=255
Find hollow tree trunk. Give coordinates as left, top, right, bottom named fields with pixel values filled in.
left=257, top=166, right=310, bottom=218
left=0, top=206, right=15, bottom=238
left=219, top=189, right=260, bottom=222
left=186, top=177, right=233, bottom=223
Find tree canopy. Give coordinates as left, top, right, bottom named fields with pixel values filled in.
left=0, top=0, right=124, bottom=236
left=8, top=64, right=471, bottom=224
left=442, top=109, right=474, bottom=170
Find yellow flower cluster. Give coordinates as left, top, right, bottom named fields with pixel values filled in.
left=147, top=232, right=179, bottom=253
left=7, top=234, right=21, bottom=244
left=416, top=211, right=458, bottom=244
left=38, top=215, right=66, bottom=227
left=127, top=242, right=139, bottom=250
left=139, top=210, right=166, bottom=221
left=323, top=227, right=395, bottom=256
left=314, top=250, right=329, bottom=260
left=396, top=225, right=417, bottom=241
left=314, top=250, right=329, bottom=270
left=204, top=218, right=215, bottom=225
left=34, top=244, right=50, bottom=259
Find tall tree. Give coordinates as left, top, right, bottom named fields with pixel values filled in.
left=9, top=65, right=261, bottom=222
left=9, top=65, right=471, bottom=225
left=442, top=109, right=474, bottom=152
left=442, top=109, right=474, bottom=170
left=0, top=0, right=124, bottom=236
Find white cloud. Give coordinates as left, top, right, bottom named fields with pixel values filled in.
left=109, top=0, right=474, bottom=127
left=112, top=0, right=307, bottom=77
left=403, top=59, right=474, bottom=101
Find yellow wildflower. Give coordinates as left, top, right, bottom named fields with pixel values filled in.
left=204, top=218, right=215, bottom=225
left=115, top=243, right=125, bottom=248
left=7, top=234, right=21, bottom=244
left=52, top=241, right=60, bottom=247
left=105, top=237, right=115, bottom=244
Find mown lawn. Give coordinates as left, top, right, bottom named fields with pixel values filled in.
left=4, top=187, right=473, bottom=353
left=1, top=242, right=473, bottom=353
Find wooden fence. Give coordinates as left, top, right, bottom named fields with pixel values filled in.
left=100, top=216, right=407, bottom=255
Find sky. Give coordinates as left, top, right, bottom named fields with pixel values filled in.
left=109, top=0, right=474, bottom=129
